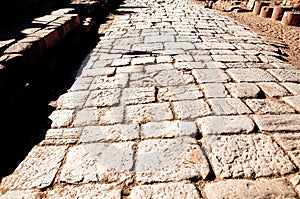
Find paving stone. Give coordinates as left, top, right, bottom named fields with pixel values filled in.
left=121, top=87, right=156, bottom=105
left=208, top=98, right=252, bottom=115
left=142, top=120, right=197, bottom=138
left=253, top=114, right=300, bottom=131
left=257, top=82, right=289, bottom=97
left=173, top=54, right=194, bottom=62
left=41, top=128, right=81, bottom=145
left=80, top=124, right=140, bottom=143
left=90, top=74, right=129, bottom=90
left=85, top=88, right=121, bottom=107
left=60, top=142, right=135, bottom=184
left=99, top=106, right=124, bottom=125
left=125, top=103, right=173, bottom=123
left=111, top=58, right=131, bottom=67
left=154, top=70, right=194, bottom=86
left=211, top=55, right=248, bottom=62
left=245, top=99, right=295, bottom=114
left=145, top=35, right=175, bottom=43
left=267, top=69, right=300, bottom=82
left=69, top=77, right=93, bottom=91
left=227, top=68, right=276, bottom=82
left=0, top=146, right=67, bottom=189
left=192, top=69, right=230, bottom=83
left=204, top=178, right=298, bottom=199
left=73, top=107, right=99, bottom=126
left=131, top=57, right=156, bottom=65
left=274, top=133, right=300, bottom=167
left=157, top=85, right=203, bottom=102
left=173, top=99, right=212, bottom=119
left=156, top=55, right=174, bottom=63
left=56, top=91, right=89, bottom=109
left=130, top=183, right=201, bottom=199
left=144, top=64, right=174, bottom=73
left=46, top=183, right=121, bottom=199
left=164, top=42, right=195, bottom=50
left=174, top=62, right=206, bottom=70
left=281, top=83, right=300, bottom=95
left=282, top=95, right=300, bottom=112
left=136, top=138, right=210, bottom=183
left=201, top=83, right=229, bottom=98
left=49, top=110, right=75, bottom=128
left=132, top=43, right=164, bottom=51
left=290, top=174, right=300, bottom=186
left=116, top=65, right=144, bottom=73
left=193, top=55, right=213, bottom=62
left=0, top=190, right=40, bottom=199
left=225, top=83, right=261, bottom=98
left=203, top=134, right=296, bottom=179
left=80, top=67, right=116, bottom=77
left=197, top=115, right=255, bottom=135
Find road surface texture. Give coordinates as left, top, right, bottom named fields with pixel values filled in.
left=1, top=0, right=300, bottom=198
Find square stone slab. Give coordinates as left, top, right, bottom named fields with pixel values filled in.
left=121, top=87, right=156, bottom=105
left=204, top=178, right=298, bottom=199
left=192, top=69, right=230, bottom=83
left=60, top=142, right=135, bottom=184
left=208, top=98, right=252, bottom=115
left=245, top=99, right=295, bottom=114
left=130, top=183, right=201, bottom=199
left=203, top=134, right=296, bottom=179
left=85, top=88, right=121, bottom=107
left=172, top=99, right=212, bottom=119
left=226, top=68, right=276, bottom=82
left=225, top=83, right=261, bottom=98
left=158, top=85, right=203, bottom=102
left=154, top=70, right=194, bottom=86
left=136, top=138, right=210, bottom=183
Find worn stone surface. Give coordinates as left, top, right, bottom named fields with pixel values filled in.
left=121, top=87, right=156, bottom=105
left=281, top=82, right=300, bottom=95
left=192, top=69, right=230, bottom=83
left=282, top=95, right=300, bottom=112
left=268, top=69, right=300, bottom=82
left=154, top=69, right=194, bottom=86
left=208, top=98, right=252, bottom=115
left=257, top=82, right=289, bottom=97
left=130, top=183, right=201, bottom=199
left=136, top=138, right=210, bottom=183
left=158, top=85, right=203, bottom=102
left=49, top=110, right=75, bottom=128
left=0, top=190, right=40, bottom=199
left=227, top=68, right=276, bottom=82
left=172, top=99, right=212, bottom=119
left=85, top=88, right=121, bottom=107
left=253, top=114, right=300, bottom=131
left=245, top=99, right=295, bottom=114
left=204, top=178, right=298, bottom=199
left=225, top=83, right=261, bottom=98
left=201, top=83, right=229, bottom=98
left=203, top=134, right=296, bottom=179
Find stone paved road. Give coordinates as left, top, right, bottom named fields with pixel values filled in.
left=1, top=0, right=300, bottom=198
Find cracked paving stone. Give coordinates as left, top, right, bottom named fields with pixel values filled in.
left=80, top=124, right=140, bottom=142
left=201, top=83, right=229, bottom=98
left=49, top=110, right=75, bottom=128
left=274, top=133, right=300, bottom=167
left=125, top=103, right=173, bottom=124
left=142, top=120, right=197, bottom=138
left=136, top=137, right=210, bottom=183
left=121, top=87, right=156, bottom=105
left=203, top=134, right=296, bottom=179
left=197, top=115, right=255, bottom=135
left=253, top=114, right=300, bottom=131
left=90, top=74, right=129, bottom=90
left=0, top=190, right=40, bottom=199
left=208, top=98, right=252, bottom=115
left=129, top=182, right=201, bottom=199
left=225, top=83, right=261, bottom=98
left=85, top=88, right=121, bottom=107
left=267, top=69, right=300, bottom=82
left=0, top=146, right=67, bottom=189
left=204, top=178, right=298, bottom=199
left=157, top=85, right=203, bottom=102
left=154, top=69, right=194, bottom=86
left=257, top=82, right=289, bottom=97
left=226, top=68, right=276, bottom=82
left=192, top=69, right=230, bottom=83
left=245, top=99, right=295, bottom=114
left=60, top=142, right=135, bottom=184
left=46, top=183, right=122, bottom=199
left=172, top=99, right=212, bottom=119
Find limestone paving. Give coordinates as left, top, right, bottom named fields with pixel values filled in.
left=1, top=0, right=300, bottom=197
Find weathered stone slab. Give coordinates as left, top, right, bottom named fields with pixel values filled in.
left=49, top=110, right=75, bottom=128
left=56, top=91, right=89, bottom=109
left=227, top=68, right=276, bottom=82
left=132, top=57, right=156, bottom=65
left=197, top=115, right=255, bottom=135
left=80, top=67, right=116, bottom=77
left=203, top=134, right=296, bottom=179
left=73, top=107, right=99, bottom=126
left=257, top=82, right=289, bottom=97
left=41, top=128, right=81, bottom=145
left=111, top=58, right=131, bottom=67
left=282, top=95, right=300, bottom=111
left=60, top=142, right=135, bottom=184
left=121, top=87, right=156, bottom=105
left=212, top=55, right=248, bottom=62
left=192, top=69, right=230, bottom=83
left=0, top=190, right=40, bottom=199
left=46, top=183, right=121, bottom=199
left=69, top=77, right=93, bottom=91
left=142, top=121, right=197, bottom=138
left=154, top=70, right=194, bottom=86
left=125, top=103, right=173, bottom=123
left=145, top=64, right=174, bottom=73
left=245, top=99, right=295, bottom=114
left=225, top=83, right=261, bottom=98
left=201, top=83, right=229, bottom=98
left=204, top=178, right=298, bottom=199
left=85, top=88, right=121, bottom=107
left=172, top=99, right=212, bottom=119
left=157, top=85, right=203, bottom=102
left=130, top=183, right=201, bottom=199
left=99, top=107, right=124, bottom=125
left=0, top=146, right=67, bottom=189
left=268, top=69, right=300, bottom=82
left=274, top=133, right=300, bottom=167
left=253, top=114, right=300, bottom=131
left=80, top=124, right=140, bottom=142
left=136, top=138, right=210, bottom=183
left=281, top=83, right=300, bottom=95
left=90, top=74, right=129, bottom=89
left=164, top=42, right=195, bottom=50
left=208, top=98, right=252, bottom=115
